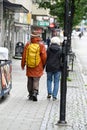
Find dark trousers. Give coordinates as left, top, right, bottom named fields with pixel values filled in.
left=27, top=77, right=40, bottom=95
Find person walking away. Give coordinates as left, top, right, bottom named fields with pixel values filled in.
left=21, top=32, right=47, bottom=101
left=46, top=37, right=50, bottom=47
left=46, top=36, right=62, bottom=101
left=78, top=32, right=82, bottom=38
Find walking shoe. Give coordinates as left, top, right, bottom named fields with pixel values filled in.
left=27, top=95, right=33, bottom=100
left=29, top=96, right=33, bottom=100
left=53, top=97, right=57, bottom=101
left=47, top=94, right=51, bottom=99
left=33, top=95, right=37, bottom=101
left=33, top=89, right=38, bottom=101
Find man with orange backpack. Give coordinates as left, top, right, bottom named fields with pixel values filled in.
left=21, top=32, right=47, bottom=101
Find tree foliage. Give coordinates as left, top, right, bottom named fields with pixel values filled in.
left=37, top=0, right=87, bottom=28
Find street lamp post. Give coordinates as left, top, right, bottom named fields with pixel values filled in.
left=57, top=0, right=75, bottom=124
left=58, top=0, right=69, bottom=124
left=67, top=0, right=75, bottom=53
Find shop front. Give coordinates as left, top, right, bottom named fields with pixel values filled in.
left=0, top=0, right=29, bottom=58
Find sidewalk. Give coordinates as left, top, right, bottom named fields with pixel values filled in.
left=0, top=58, right=87, bottom=130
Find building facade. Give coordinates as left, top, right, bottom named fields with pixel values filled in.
left=31, top=2, right=55, bottom=42
left=0, top=0, right=30, bottom=58
left=0, top=0, right=56, bottom=58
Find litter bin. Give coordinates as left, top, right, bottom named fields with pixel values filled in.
left=0, top=47, right=12, bottom=99
left=14, top=42, right=24, bottom=59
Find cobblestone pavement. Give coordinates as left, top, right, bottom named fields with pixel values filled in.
left=0, top=58, right=87, bottom=130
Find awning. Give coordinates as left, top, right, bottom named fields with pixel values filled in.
left=14, top=22, right=30, bottom=27
left=3, top=0, right=29, bottom=13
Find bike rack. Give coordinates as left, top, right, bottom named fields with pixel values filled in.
left=67, top=51, right=76, bottom=71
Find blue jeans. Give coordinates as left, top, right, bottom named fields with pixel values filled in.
left=47, top=71, right=61, bottom=98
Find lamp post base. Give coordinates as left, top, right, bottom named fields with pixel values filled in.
left=56, top=120, right=67, bottom=126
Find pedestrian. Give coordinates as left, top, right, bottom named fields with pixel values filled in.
left=46, top=37, right=50, bottom=47
left=21, top=32, right=47, bottom=101
left=78, top=32, right=82, bottom=38
left=46, top=36, right=62, bottom=101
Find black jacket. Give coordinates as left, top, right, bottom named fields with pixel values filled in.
left=46, top=43, right=62, bottom=72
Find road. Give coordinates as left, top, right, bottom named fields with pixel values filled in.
left=72, top=32, right=87, bottom=84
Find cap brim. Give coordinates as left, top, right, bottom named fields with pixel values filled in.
left=31, top=34, right=40, bottom=37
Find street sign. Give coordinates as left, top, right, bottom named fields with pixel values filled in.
left=37, top=21, right=49, bottom=27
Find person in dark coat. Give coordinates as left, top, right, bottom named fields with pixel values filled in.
left=46, top=36, right=62, bottom=101
left=46, top=37, right=50, bottom=47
